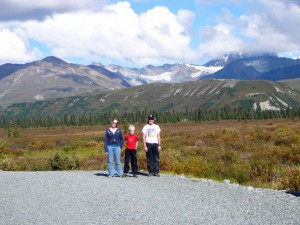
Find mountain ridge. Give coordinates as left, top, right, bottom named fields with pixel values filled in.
left=1, top=79, right=299, bottom=118
left=1, top=54, right=300, bottom=108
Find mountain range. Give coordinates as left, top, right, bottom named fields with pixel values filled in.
left=0, top=53, right=300, bottom=116
left=1, top=79, right=299, bottom=119
left=203, top=54, right=300, bottom=80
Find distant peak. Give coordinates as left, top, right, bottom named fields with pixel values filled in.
left=41, top=56, right=67, bottom=65
left=204, top=52, right=279, bottom=67
left=90, top=62, right=105, bottom=67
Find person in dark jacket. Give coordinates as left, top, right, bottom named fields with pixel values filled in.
left=104, top=118, right=124, bottom=177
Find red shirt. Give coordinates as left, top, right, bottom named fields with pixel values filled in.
left=125, top=133, right=139, bottom=150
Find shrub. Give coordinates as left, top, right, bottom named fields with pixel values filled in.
left=279, top=168, right=300, bottom=192
left=0, top=158, right=14, bottom=171
left=50, top=152, right=80, bottom=170
left=273, top=128, right=298, bottom=147
left=0, top=138, right=9, bottom=155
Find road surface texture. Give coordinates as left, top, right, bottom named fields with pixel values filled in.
left=0, top=171, right=299, bottom=225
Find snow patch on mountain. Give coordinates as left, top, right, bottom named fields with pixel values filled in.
left=253, top=99, right=280, bottom=111
left=197, top=86, right=211, bottom=96
left=245, top=93, right=262, bottom=98
left=275, top=87, right=284, bottom=93
left=34, top=95, right=45, bottom=101
left=185, top=64, right=222, bottom=78
left=173, top=89, right=182, bottom=95
left=141, top=72, right=173, bottom=82
left=276, top=97, right=289, bottom=107
left=106, top=63, right=222, bottom=85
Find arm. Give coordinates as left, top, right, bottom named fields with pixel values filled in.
left=157, top=132, right=161, bottom=151
left=119, top=129, right=124, bottom=148
left=143, top=132, right=148, bottom=152
left=104, top=129, right=108, bottom=153
left=135, top=135, right=139, bottom=149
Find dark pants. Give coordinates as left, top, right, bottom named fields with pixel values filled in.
left=124, top=149, right=138, bottom=174
left=146, top=143, right=160, bottom=174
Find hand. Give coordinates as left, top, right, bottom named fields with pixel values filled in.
left=158, top=146, right=162, bottom=151
left=144, top=146, right=148, bottom=152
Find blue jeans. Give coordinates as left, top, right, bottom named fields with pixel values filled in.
left=107, top=145, right=123, bottom=176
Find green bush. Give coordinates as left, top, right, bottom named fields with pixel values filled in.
left=50, top=152, right=80, bottom=170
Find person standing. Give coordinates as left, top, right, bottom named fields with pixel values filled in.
left=122, top=125, right=139, bottom=178
left=142, top=114, right=161, bottom=177
left=104, top=118, right=124, bottom=178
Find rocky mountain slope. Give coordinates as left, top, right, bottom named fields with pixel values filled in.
left=105, top=63, right=222, bottom=85
left=1, top=79, right=299, bottom=118
left=0, top=57, right=130, bottom=106
left=203, top=54, right=300, bottom=80
left=1, top=54, right=300, bottom=108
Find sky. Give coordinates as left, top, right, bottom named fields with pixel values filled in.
left=0, top=0, right=300, bottom=67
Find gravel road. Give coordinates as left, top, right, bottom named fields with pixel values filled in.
left=0, top=171, right=299, bottom=225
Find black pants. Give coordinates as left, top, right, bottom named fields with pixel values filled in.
left=146, top=143, right=160, bottom=174
left=124, top=149, right=138, bottom=174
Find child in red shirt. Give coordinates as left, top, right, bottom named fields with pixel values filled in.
left=122, top=125, right=139, bottom=178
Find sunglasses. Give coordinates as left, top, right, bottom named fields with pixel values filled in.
left=112, top=121, right=118, bottom=124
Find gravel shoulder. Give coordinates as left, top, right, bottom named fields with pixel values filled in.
left=0, top=171, right=299, bottom=225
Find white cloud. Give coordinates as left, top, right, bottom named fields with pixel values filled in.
left=1, top=0, right=300, bottom=66
left=198, top=0, right=300, bottom=58
left=0, top=28, right=40, bottom=64
left=0, top=0, right=108, bottom=21
left=13, top=1, right=198, bottom=66
left=200, top=24, right=244, bottom=58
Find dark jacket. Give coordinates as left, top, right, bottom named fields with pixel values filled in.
left=104, top=128, right=124, bottom=152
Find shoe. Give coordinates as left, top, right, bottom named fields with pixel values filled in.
left=121, top=174, right=127, bottom=178
left=148, top=173, right=154, bottom=177
left=108, top=175, right=112, bottom=178
left=133, top=174, right=138, bottom=178
left=154, top=173, right=160, bottom=177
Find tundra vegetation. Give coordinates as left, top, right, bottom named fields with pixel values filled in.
left=0, top=118, right=299, bottom=192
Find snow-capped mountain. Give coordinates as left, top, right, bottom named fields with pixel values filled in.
left=203, top=53, right=245, bottom=67
left=105, top=63, right=222, bottom=85
left=1, top=53, right=300, bottom=107
left=203, top=54, right=300, bottom=81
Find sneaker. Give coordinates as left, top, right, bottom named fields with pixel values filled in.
left=108, top=175, right=112, bottom=178
left=154, top=173, right=160, bottom=177
left=133, top=174, right=138, bottom=178
left=148, top=173, right=154, bottom=177
left=121, top=174, right=127, bottom=178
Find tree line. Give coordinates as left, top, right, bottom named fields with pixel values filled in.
left=0, top=106, right=300, bottom=129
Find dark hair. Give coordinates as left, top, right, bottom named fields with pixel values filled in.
left=111, top=118, right=118, bottom=127
left=147, top=115, right=156, bottom=124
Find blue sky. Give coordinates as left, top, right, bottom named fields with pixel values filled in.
left=0, top=0, right=300, bottom=67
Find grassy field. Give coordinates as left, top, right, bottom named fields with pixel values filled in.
left=1, top=118, right=300, bottom=191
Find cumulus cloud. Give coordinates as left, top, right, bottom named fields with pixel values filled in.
left=198, top=0, right=300, bottom=58
left=8, top=1, right=197, bottom=66
left=0, top=0, right=107, bottom=21
left=0, top=28, right=40, bottom=63
left=1, top=0, right=300, bottom=66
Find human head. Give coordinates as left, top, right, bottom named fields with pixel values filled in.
left=111, top=118, right=118, bottom=127
left=128, top=125, right=135, bottom=134
left=147, top=114, right=155, bottom=124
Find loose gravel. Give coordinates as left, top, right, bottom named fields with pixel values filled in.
left=0, top=171, right=299, bottom=225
